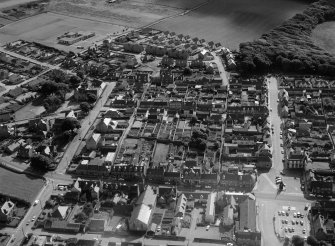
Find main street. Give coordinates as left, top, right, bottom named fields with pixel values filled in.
left=3, top=73, right=115, bottom=246
left=254, top=77, right=308, bottom=246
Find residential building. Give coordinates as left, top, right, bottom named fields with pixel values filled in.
left=86, top=133, right=102, bottom=150
left=129, top=185, right=157, bottom=231
left=96, top=118, right=118, bottom=133
left=17, top=142, right=34, bottom=159
left=285, top=149, right=307, bottom=169
left=205, top=192, right=216, bottom=223
left=0, top=124, right=11, bottom=138
left=76, top=158, right=109, bottom=177
left=175, top=194, right=187, bottom=217
left=0, top=200, right=15, bottom=222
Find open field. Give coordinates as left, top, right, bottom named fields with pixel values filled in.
left=0, top=167, right=44, bottom=203
left=153, top=143, right=169, bottom=164
left=153, top=0, right=308, bottom=49
left=311, top=21, right=335, bottom=55
left=14, top=101, right=45, bottom=121
left=47, top=0, right=183, bottom=28
left=0, top=12, right=128, bottom=50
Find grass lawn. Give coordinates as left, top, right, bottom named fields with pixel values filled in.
left=311, top=21, right=335, bottom=55
left=153, top=0, right=308, bottom=49
left=0, top=167, right=44, bottom=204
left=153, top=143, right=169, bottom=164
left=14, top=101, right=45, bottom=121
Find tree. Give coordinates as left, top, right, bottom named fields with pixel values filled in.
left=80, top=102, right=90, bottom=113
left=30, top=154, right=54, bottom=171
left=61, top=118, right=80, bottom=131
left=189, top=116, right=198, bottom=126
left=192, top=129, right=208, bottom=140
left=292, top=235, right=304, bottom=246
left=87, top=93, right=97, bottom=103
left=307, top=235, right=319, bottom=246
left=83, top=202, right=93, bottom=216
left=74, top=212, right=88, bottom=222
left=38, top=81, right=68, bottom=96
left=68, top=75, right=81, bottom=89
left=49, top=69, right=66, bottom=83
left=183, top=67, right=192, bottom=76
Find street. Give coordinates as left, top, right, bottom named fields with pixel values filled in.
left=4, top=80, right=115, bottom=246
left=254, top=77, right=308, bottom=246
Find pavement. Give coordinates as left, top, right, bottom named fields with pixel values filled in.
left=211, top=52, right=228, bottom=86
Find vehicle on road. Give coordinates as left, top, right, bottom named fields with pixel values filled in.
left=305, top=204, right=310, bottom=210
left=26, top=221, right=29, bottom=225
left=31, top=216, right=36, bottom=221
left=270, top=108, right=272, bottom=111
left=280, top=171, right=285, bottom=175
left=206, top=225, right=210, bottom=231
left=76, top=46, right=84, bottom=49
left=281, top=150, right=284, bottom=154
left=33, top=200, right=39, bottom=206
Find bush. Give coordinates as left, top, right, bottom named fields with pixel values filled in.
left=61, top=118, right=80, bottom=131
left=80, top=102, right=90, bottom=113
left=30, top=154, right=54, bottom=171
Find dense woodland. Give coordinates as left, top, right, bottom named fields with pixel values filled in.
left=238, top=0, right=335, bottom=76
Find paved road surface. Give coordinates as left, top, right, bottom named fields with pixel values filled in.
left=212, top=52, right=228, bottom=86
left=54, top=82, right=115, bottom=175
left=254, top=77, right=308, bottom=246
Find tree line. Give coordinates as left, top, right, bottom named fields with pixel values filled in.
left=237, top=0, right=335, bottom=76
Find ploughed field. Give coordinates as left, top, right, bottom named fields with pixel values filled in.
left=0, top=167, right=44, bottom=203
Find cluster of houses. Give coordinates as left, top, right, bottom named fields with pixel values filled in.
left=309, top=201, right=335, bottom=244
left=5, top=40, right=66, bottom=65
left=57, top=31, right=95, bottom=46
left=0, top=110, right=83, bottom=162
left=278, top=76, right=335, bottom=197
left=119, top=29, right=222, bottom=58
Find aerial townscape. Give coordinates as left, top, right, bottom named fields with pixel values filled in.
left=0, top=0, right=335, bottom=246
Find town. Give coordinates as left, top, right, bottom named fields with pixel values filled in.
left=0, top=3, right=335, bottom=246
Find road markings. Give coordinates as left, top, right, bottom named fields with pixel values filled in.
left=261, top=173, right=278, bottom=189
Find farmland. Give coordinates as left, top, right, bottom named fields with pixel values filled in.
left=153, top=0, right=308, bottom=49
left=311, top=21, right=335, bottom=55
left=0, top=12, right=128, bottom=50
left=47, top=0, right=182, bottom=28
left=0, top=167, right=44, bottom=204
